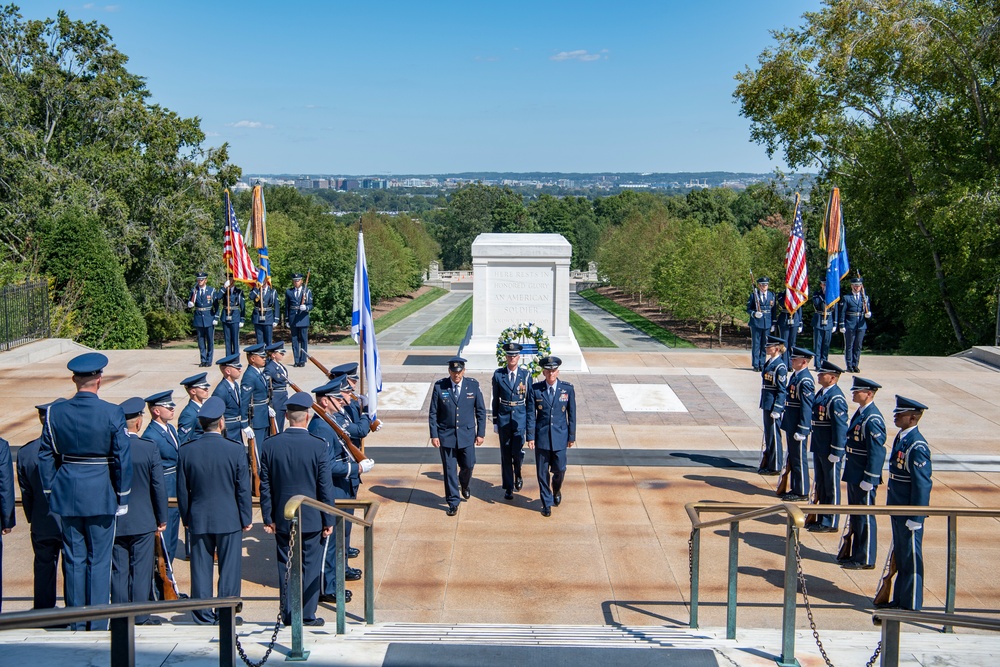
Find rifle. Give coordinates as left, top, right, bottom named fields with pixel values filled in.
left=154, top=531, right=182, bottom=601
left=775, top=463, right=790, bottom=497
left=246, top=403, right=261, bottom=497
left=749, top=270, right=761, bottom=315
left=299, top=269, right=311, bottom=309
left=836, top=522, right=854, bottom=562
left=287, top=379, right=367, bottom=464
left=873, top=546, right=897, bottom=607
left=308, top=354, right=381, bottom=434
left=857, top=270, right=871, bottom=318
left=804, top=485, right=819, bottom=527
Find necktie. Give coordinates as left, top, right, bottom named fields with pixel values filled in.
left=549, top=385, right=555, bottom=399
left=509, top=371, right=515, bottom=384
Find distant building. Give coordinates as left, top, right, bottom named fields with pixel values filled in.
left=294, top=178, right=314, bottom=189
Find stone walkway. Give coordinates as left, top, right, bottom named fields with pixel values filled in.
left=568, top=292, right=671, bottom=351
left=374, top=290, right=470, bottom=347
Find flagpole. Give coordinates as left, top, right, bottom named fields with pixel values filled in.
left=357, top=220, right=366, bottom=453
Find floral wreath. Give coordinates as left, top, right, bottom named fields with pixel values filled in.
left=496, top=322, right=551, bottom=377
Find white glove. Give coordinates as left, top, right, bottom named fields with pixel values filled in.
left=298, top=304, right=307, bottom=311
left=493, top=424, right=499, bottom=433
left=753, top=311, right=762, bottom=319
left=828, top=454, right=841, bottom=463
left=268, top=406, right=276, bottom=417
left=860, top=480, right=874, bottom=492
left=769, top=326, right=775, bottom=333
left=224, top=279, right=231, bottom=288
left=242, top=426, right=255, bottom=440
left=270, top=322, right=276, bottom=327
left=239, top=322, right=244, bottom=328
left=798, top=326, right=803, bottom=333
left=115, top=504, right=129, bottom=517
left=360, top=458, right=375, bottom=473
left=212, top=319, right=219, bottom=326
left=187, top=301, right=194, bottom=308
left=770, top=411, right=781, bottom=419
left=793, top=433, right=806, bottom=442
left=864, top=313, right=871, bottom=319
left=840, top=327, right=846, bottom=333
left=905, top=519, right=922, bottom=531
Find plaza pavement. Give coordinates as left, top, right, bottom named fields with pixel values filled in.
left=1, top=325, right=999, bottom=664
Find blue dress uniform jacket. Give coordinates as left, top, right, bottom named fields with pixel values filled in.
left=141, top=421, right=182, bottom=561
left=215, top=286, right=245, bottom=356
left=840, top=403, right=887, bottom=567
left=212, top=378, right=249, bottom=442
left=492, top=366, right=534, bottom=493
left=177, top=400, right=204, bottom=444
left=758, top=355, right=787, bottom=474
left=190, top=284, right=217, bottom=366
left=264, top=359, right=289, bottom=431
left=308, top=414, right=360, bottom=499
left=343, top=399, right=372, bottom=446
left=887, top=427, right=932, bottom=610
left=429, top=377, right=487, bottom=449
left=810, top=385, right=849, bottom=529
left=839, top=291, right=870, bottom=370
left=747, top=288, right=776, bottom=371
left=242, top=365, right=272, bottom=443
left=811, top=291, right=838, bottom=368
left=285, top=286, right=313, bottom=366
left=780, top=368, right=814, bottom=498
left=250, top=285, right=278, bottom=345
left=529, top=380, right=576, bottom=510
left=17, top=437, right=63, bottom=609
left=0, top=438, right=14, bottom=612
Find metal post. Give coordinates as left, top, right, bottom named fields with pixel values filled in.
left=109, top=616, right=134, bottom=667
left=689, top=529, right=700, bottom=629
left=880, top=618, right=900, bottom=667
left=336, top=515, right=346, bottom=634
left=726, top=521, right=739, bottom=640
left=364, top=519, right=374, bottom=625
left=777, top=521, right=801, bottom=667
left=945, top=515, right=957, bottom=632
left=287, top=513, right=309, bottom=661
left=2, top=286, right=10, bottom=352
left=219, top=605, right=237, bottom=667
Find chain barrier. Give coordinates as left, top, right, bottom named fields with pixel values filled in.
left=235, top=521, right=296, bottom=667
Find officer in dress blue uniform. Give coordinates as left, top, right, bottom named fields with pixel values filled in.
left=807, top=360, right=848, bottom=533
left=328, top=362, right=378, bottom=438
left=216, top=280, right=245, bottom=357
left=17, top=401, right=66, bottom=609
left=285, top=273, right=314, bottom=367
left=780, top=347, right=815, bottom=501
left=242, top=344, right=275, bottom=447
left=759, top=336, right=788, bottom=475
left=38, top=352, right=132, bottom=630
left=747, top=276, right=776, bottom=372
left=177, top=397, right=252, bottom=625
left=882, top=396, right=932, bottom=611
left=773, top=289, right=802, bottom=366
left=178, top=373, right=210, bottom=444
left=329, top=375, right=371, bottom=578
left=187, top=272, right=218, bottom=367
left=249, top=282, right=279, bottom=346
left=0, top=434, right=13, bottom=612
left=212, top=353, right=250, bottom=443
left=527, top=356, right=576, bottom=517
left=141, top=390, right=183, bottom=563
left=838, top=377, right=886, bottom=569
left=839, top=276, right=871, bottom=373
left=811, top=279, right=838, bottom=370
left=492, top=342, right=534, bottom=500
left=429, top=357, right=486, bottom=516
left=260, top=392, right=336, bottom=626
left=112, top=398, right=168, bottom=625
left=264, top=342, right=290, bottom=431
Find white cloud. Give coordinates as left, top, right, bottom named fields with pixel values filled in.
left=83, top=4, right=121, bottom=11
left=550, top=49, right=608, bottom=62
left=227, top=120, right=274, bottom=129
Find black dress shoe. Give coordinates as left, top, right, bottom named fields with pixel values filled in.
left=504, top=491, right=513, bottom=500
left=541, top=506, right=551, bottom=517
left=319, top=590, right=353, bottom=604
left=446, top=505, right=458, bottom=516
left=347, top=547, right=360, bottom=559
left=514, top=476, right=523, bottom=491
left=303, top=618, right=325, bottom=627
left=345, top=567, right=362, bottom=581
left=553, top=492, right=562, bottom=507
left=461, top=486, right=470, bottom=500
left=138, top=618, right=162, bottom=626
left=841, top=562, right=875, bottom=570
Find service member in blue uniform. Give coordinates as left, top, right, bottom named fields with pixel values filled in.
left=178, top=373, right=211, bottom=444
left=38, top=352, right=132, bottom=630
left=260, top=392, right=336, bottom=626
left=772, top=289, right=802, bottom=365
left=17, top=401, right=66, bottom=609
left=808, top=360, right=848, bottom=533
left=285, top=273, right=314, bottom=367
left=141, top=390, right=183, bottom=563
left=839, top=276, right=871, bottom=373
left=249, top=281, right=279, bottom=346
left=838, top=377, right=886, bottom=569
left=113, top=398, right=168, bottom=625
left=811, top=279, right=838, bottom=370
left=780, top=347, right=815, bottom=501
left=747, top=275, right=777, bottom=372
left=187, top=272, right=218, bottom=367
left=216, top=280, right=245, bottom=357
left=264, top=342, right=290, bottom=431
left=329, top=362, right=376, bottom=439
left=327, top=378, right=371, bottom=584
left=527, top=356, right=576, bottom=517
left=242, top=344, right=275, bottom=447
left=177, top=397, right=253, bottom=625
left=492, top=342, right=534, bottom=500
left=0, top=434, right=13, bottom=612
left=882, top=396, right=933, bottom=611
left=429, top=357, right=486, bottom=516
left=212, top=353, right=250, bottom=443
left=758, top=336, right=788, bottom=475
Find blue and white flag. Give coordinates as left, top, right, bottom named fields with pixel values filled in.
left=352, top=228, right=382, bottom=422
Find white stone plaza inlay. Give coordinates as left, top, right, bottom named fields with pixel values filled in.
left=377, top=382, right=431, bottom=411
left=612, top=384, right=688, bottom=413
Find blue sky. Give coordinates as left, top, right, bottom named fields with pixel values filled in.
left=20, top=1, right=821, bottom=174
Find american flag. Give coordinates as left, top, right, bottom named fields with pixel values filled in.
left=223, top=189, right=257, bottom=284
left=784, top=194, right=809, bottom=314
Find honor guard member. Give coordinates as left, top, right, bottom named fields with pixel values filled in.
left=883, top=396, right=932, bottom=611
left=141, top=390, right=183, bottom=563
left=780, top=347, right=815, bottom=501
left=187, top=272, right=218, bottom=367
left=249, top=281, right=279, bottom=346
left=839, top=276, right=871, bottom=373
left=0, top=434, right=13, bottom=612
left=329, top=362, right=376, bottom=436
left=113, top=398, right=168, bottom=625
left=38, top=352, right=132, bottom=630
left=178, top=397, right=252, bottom=625
left=808, top=360, right=849, bottom=533
left=212, top=353, right=250, bottom=442
left=260, top=392, right=336, bottom=626
left=527, top=356, right=576, bottom=517
left=839, top=377, right=886, bottom=569
left=243, top=344, right=275, bottom=445
left=285, top=273, right=313, bottom=367
left=811, top=279, right=838, bottom=370
left=16, top=401, right=66, bottom=609
left=759, top=336, right=788, bottom=475
left=326, top=376, right=369, bottom=582
left=747, top=275, right=776, bottom=372
left=216, top=279, right=246, bottom=357
left=492, top=342, right=534, bottom=499
left=429, top=357, right=486, bottom=516
left=178, top=373, right=211, bottom=444
left=264, top=342, right=290, bottom=431
left=773, top=289, right=802, bottom=365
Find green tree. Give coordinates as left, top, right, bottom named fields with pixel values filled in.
left=684, top=188, right=739, bottom=227
left=436, top=184, right=529, bottom=269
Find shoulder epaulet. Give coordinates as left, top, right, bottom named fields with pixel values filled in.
left=559, top=381, right=574, bottom=388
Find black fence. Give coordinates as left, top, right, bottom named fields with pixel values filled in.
left=0, top=280, right=50, bottom=351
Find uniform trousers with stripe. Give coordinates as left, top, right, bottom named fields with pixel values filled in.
left=811, top=454, right=841, bottom=529
left=890, top=517, right=924, bottom=610
left=841, top=484, right=876, bottom=567
left=62, top=514, right=116, bottom=630
left=276, top=529, right=322, bottom=623
left=782, top=432, right=810, bottom=498
left=760, top=411, right=783, bottom=473
left=111, top=532, right=156, bottom=624
left=30, top=534, right=64, bottom=609
left=190, top=530, right=242, bottom=624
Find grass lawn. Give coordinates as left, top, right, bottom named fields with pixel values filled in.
left=411, top=297, right=473, bottom=346
left=578, top=289, right=696, bottom=348
left=569, top=309, right=616, bottom=347
left=375, top=286, right=448, bottom=333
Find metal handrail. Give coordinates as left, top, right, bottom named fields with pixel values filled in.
left=874, top=609, right=1000, bottom=666
left=686, top=501, right=1000, bottom=667
left=0, top=597, right=241, bottom=667
left=281, top=495, right=380, bottom=660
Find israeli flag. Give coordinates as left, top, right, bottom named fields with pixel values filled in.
left=352, top=228, right=382, bottom=421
